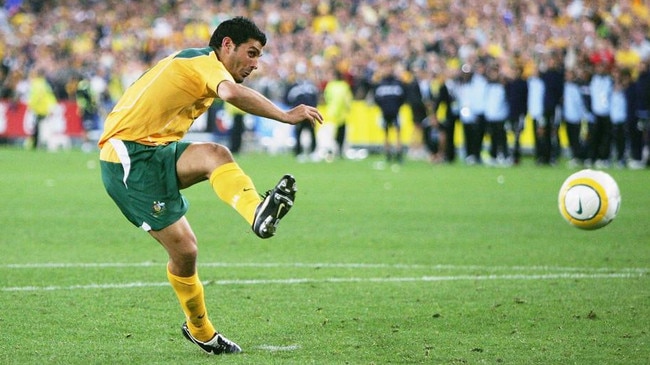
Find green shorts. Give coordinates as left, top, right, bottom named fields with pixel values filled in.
left=100, top=140, right=191, bottom=231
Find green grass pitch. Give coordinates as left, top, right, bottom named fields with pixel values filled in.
left=0, top=146, right=648, bottom=364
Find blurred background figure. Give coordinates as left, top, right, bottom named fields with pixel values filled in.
left=505, top=64, right=528, bottom=165
left=323, top=66, right=353, bottom=160
left=284, top=67, right=319, bottom=162
left=372, top=60, right=406, bottom=163
left=456, top=64, right=480, bottom=165
left=629, top=59, right=650, bottom=169
left=468, top=58, right=488, bottom=164
left=561, top=68, right=588, bottom=167
left=587, top=61, right=614, bottom=168
left=223, top=102, right=247, bottom=155
left=527, top=64, right=546, bottom=166
left=540, top=53, right=565, bottom=165
left=75, top=74, right=99, bottom=152
left=402, top=64, right=430, bottom=161
left=26, top=68, right=57, bottom=150
left=610, top=68, right=632, bottom=168
left=431, top=65, right=460, bottom=164
left=483, top=61, right=510, bottom=166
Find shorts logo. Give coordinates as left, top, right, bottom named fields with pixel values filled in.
left=152, top=201, right=166, bottom=217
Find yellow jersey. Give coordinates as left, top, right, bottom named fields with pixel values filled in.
left=99, top=47, right=234, bottom=160
left=27, top=76, right=57, bottom=116
left=323, top=80, right=352, bottom=126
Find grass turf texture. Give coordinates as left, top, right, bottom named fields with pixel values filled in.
left=0, top=146, right=648, bottom=364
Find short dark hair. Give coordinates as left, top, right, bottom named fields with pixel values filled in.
left=209, top=16, right=267, bottom=50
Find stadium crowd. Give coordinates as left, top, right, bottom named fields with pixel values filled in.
left=1, top=0, right=649, bottom=168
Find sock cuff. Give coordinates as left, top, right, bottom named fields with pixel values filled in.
left=166, top=267, right=200, bottom=286
left=209, top=162, right=241, bottom=185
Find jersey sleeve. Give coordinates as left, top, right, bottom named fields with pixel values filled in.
left=197, top=53, right=235, bottom=97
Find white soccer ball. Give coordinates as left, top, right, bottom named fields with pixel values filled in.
left=558, top=169, right=621, bottom=230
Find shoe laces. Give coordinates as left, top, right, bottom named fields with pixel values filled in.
left=213, top=334, right=239, bottom=353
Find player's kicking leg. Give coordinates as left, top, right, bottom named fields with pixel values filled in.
left=251, top=174, right=297, bottom=238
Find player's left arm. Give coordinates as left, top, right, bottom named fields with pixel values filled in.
left=217, top=80, right=323, bottom=126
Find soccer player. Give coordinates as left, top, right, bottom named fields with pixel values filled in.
left=98, top=17, right=323, bottom=355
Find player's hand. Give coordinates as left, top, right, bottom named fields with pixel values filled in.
left=285, top=105, right=323, bottom=126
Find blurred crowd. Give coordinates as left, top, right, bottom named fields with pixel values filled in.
left=1, top=0, right=649, bottom=168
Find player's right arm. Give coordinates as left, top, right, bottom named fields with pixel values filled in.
left=217, top=80, right=323, bottom=126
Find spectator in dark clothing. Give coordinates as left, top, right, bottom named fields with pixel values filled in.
left=224, top=102, right=247, bottom=154
left=469, top=60, right=488, bottom=164
left=402, top=67, right=430, bottom=159
left=373, top=62, right=407, bottom=163
left=562, top=68, right=588, bottom=165
left=528, top=65, right=546, bottom=165
left=505, top=65, right=527, bottom=165
left=540, top=53, right=564, bottom=165
left=76, top=75, right=99, bottom=152
left=610, top=68, right=632, bottom=167
left=629, top=60, right=650, bottom=169
left=587, top=61, right=614, bottom=168
left=484, top=63, right=510, bottom=164
left=457, top=65, right=482, bottom=165
left=284, top=70, right=320, bottom=159
left=432, top=67, right=460, bottom=163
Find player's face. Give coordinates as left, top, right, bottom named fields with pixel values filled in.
left=222, top=38, right=263, bottom=83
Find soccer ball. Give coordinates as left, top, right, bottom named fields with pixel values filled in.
left=558, top=169, right=621, bottom=230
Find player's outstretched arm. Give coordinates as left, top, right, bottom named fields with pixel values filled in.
left=217, top=80, right=323, bottom=126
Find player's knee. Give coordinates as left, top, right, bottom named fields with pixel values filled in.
left=173, top=240, right=199, bottom=267
left=205, top=142, right=234, bottom=165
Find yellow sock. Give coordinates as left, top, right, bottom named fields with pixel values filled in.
left=209, top=162, right=262, bottom=225
left=167, top=268, right=216, bottom=342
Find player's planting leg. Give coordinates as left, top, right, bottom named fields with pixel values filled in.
left=166, top=268, right=216, bottom=341
left=181, top=322, right=242, bottom=355
left=150, top=218, right=241, bottom=354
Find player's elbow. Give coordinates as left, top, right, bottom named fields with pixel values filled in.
left=216, top=80, right=239, bottom=103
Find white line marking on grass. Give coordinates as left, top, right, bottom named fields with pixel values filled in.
left=257, top=344, right=301, bottom=352
left=2, top=262, right=649, bottom=273
left=1, top=272, right=645, bottom=292
left=3, top=281, right=170, bottom=291
left=2, top=262, right=162, bottom=269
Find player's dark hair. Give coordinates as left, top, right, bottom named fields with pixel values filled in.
left=209, top=16, right=267, bottom=50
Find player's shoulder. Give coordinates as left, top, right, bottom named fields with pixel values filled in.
left=166, top=47, right=221, bottom=77
left=173, top=47, right=214, bottom=60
